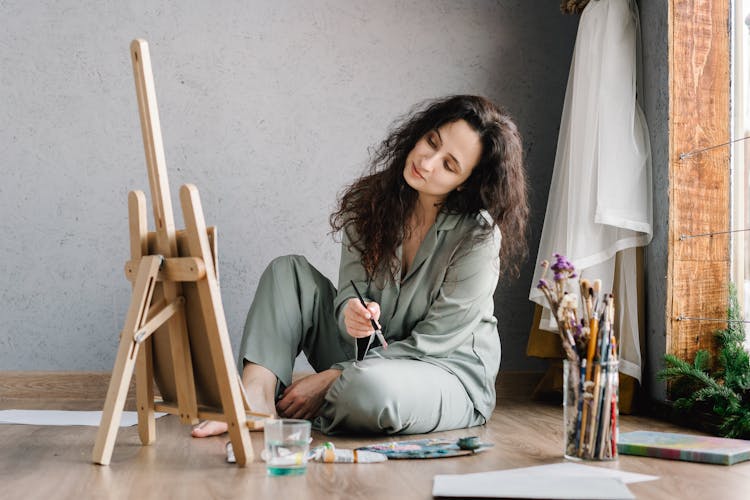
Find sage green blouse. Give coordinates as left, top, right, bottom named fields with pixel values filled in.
left=331, top=210, right=502, bottom=420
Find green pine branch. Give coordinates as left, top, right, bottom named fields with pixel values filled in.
left=658, top=283, right=750, bottom=439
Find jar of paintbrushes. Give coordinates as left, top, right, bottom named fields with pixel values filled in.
left=537, top=254, right=619, bottom=461
left=563, top=358, right=618, bottom=460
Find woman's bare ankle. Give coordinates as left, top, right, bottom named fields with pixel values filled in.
left=241, top=362, right=279, bottom=417
left=246, top=388, right=278, bottom=418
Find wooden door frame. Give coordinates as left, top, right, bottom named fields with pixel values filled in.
left=667, top=1, right=731, bottom=367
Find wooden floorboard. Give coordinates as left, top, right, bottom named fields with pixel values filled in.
left=2, top=374, right=750, bottom=499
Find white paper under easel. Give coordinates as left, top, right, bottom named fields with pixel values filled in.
left=0, top=410, right=166, bottom=427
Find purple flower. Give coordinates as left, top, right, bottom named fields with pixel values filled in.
left=537, top=279, right=549, bottom=289
left=550, top=252, right=576, bottom=274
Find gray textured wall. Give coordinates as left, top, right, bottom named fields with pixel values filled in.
left=639, top=0, right=669, bottom=401
left=0, top=1, right=578, bottom=372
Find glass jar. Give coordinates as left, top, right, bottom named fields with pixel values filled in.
left=563, top=359, right=619, bottom=460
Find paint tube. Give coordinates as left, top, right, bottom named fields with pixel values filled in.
left=319, top=448, right=387, bottom=463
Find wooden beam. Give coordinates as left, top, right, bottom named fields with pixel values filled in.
left=668, top=1, right=731, bottom=366
left=124, top=257, right=206, bottom=282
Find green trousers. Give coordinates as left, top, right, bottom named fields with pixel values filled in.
left=238, top=255, right=484, bottom=435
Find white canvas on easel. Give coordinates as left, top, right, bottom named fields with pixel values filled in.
left=92, top=39, right=269, bottom=467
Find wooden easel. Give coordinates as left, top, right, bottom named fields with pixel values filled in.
left=92, top=39, right=269, bottom=467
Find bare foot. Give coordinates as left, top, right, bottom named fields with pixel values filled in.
left=191, top=420, right=228, bottom=438
left=191, top=362, right=281, bottom=438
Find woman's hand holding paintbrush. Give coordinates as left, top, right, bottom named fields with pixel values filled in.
left=344, top=281, right=388, bottom=348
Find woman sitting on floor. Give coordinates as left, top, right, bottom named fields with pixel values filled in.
left=193, top=94, right=529, bottom=437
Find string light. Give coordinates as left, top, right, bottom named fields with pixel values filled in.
left=670, top=136, right=750, bottom=324
left=679, top=135, right=750, bottom=160
left=675, top=315, right=750, bottom=324
left=679, top=228, right=750, bottom=240
left=677, top=136, right=750, bottom=237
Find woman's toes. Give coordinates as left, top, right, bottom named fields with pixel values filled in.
left=191, top=420, right=228, bottom=438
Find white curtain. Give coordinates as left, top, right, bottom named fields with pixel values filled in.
left=529, top=0, right=652, bottom=382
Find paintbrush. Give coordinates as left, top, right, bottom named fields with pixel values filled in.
left=350, top=280, right=388, bottom=349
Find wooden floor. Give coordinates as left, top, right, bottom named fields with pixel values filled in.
left=2, top=392, right=750, bottom=500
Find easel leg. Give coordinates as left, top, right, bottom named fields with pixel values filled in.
left=93, top=256, right=162, bottom=465
left=180, top=184, right=254, bottom=466
left=130, top=190, right=156, bottom=445
left=135, top=336, right=156, bottom=445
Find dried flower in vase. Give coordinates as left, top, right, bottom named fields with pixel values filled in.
left=536, top=253, right=583, bottom=363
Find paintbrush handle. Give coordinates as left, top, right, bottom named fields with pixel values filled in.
left=585, top=319, right=598, bottom=381
left=349, top=280, right=381, bottom=332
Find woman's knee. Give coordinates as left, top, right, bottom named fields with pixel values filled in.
left=257, top=255, right=312, bottom=292
left=266, top=254, right=308, bottom=276
left=326, top=361, right=413, bottom=431
left=346, top=362, right=403, bottom=398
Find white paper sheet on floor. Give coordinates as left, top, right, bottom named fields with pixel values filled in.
left=433, top=462, right=658, bottom=499
left=0, top=409, right=166, bottom=427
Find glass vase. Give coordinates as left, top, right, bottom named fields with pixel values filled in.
left=563, top=359, right=619, bottom=461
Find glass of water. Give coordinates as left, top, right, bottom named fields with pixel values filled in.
left=264, top=419, right=311, bottom=476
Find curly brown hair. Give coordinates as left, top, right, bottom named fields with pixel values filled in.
left=330, top=95, right=529, bottom=281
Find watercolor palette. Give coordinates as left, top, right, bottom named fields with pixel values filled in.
left=356, top=437, right=492, bottom=459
